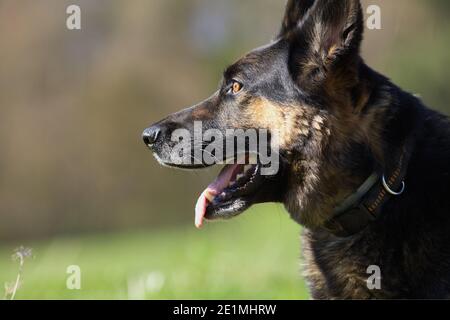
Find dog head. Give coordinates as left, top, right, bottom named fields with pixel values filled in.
left=144, top=0, right=383, bottom=229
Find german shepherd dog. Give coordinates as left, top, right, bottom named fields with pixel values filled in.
left=143, top=0, right=450, bottom=299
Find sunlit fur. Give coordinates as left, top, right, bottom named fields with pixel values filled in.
left=145, top=0, right=450, bottom=299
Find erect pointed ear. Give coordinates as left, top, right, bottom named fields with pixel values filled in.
left=288, top=0, right=364, bottom=87
left=278, top=0, right=316, bottom=37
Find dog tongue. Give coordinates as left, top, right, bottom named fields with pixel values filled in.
left=195, top=164, right=240, bottom=228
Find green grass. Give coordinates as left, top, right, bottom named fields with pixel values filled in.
left=0, top=204, right=309, bottom=300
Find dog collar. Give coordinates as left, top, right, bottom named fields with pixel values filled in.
left=323, top=146, right=411, bottom=238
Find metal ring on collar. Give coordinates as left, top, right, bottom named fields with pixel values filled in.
left=382, top=175, right=405, bottom=196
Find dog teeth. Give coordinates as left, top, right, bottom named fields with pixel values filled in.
left=205, top=192, right=215, bottom=202
left=227, top=167, right=253, bottom=188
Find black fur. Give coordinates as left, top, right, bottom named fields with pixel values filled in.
left=143, top=0, right=450, bottom=299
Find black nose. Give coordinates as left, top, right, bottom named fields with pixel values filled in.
left=142, top=126, right=161, bottom=146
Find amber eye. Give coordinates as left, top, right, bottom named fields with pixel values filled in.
left=231, top=81, right=242, bottom=94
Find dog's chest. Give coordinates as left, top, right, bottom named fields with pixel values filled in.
left=301, top=230, right=399, bottom=299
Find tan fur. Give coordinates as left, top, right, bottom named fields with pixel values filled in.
left=241, top=96, right=331, bottom=151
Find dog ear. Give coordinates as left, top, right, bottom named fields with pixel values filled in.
left=278, top=0, right=316, bottom=37
left=288, top=0, right=364, bottom=88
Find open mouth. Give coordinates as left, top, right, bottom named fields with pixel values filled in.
left=148, top=146, right=284, bottom=228
left=194, top=156, right=265, bottom=228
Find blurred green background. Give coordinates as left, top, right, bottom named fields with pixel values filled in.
left=0, top=0, right=448, bottom=299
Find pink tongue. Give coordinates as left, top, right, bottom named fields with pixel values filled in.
left=194, top=164, right=240, bottom=228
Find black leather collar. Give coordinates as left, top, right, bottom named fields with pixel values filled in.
left=323, top=144, right=414, bottom=238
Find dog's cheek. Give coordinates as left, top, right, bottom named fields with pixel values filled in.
left=241, top=97, right=331, bottom=152
left=241, top=97, right=292, bottom=148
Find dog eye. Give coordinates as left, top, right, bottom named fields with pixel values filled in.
left=228, top=81, right=243, bottom=95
